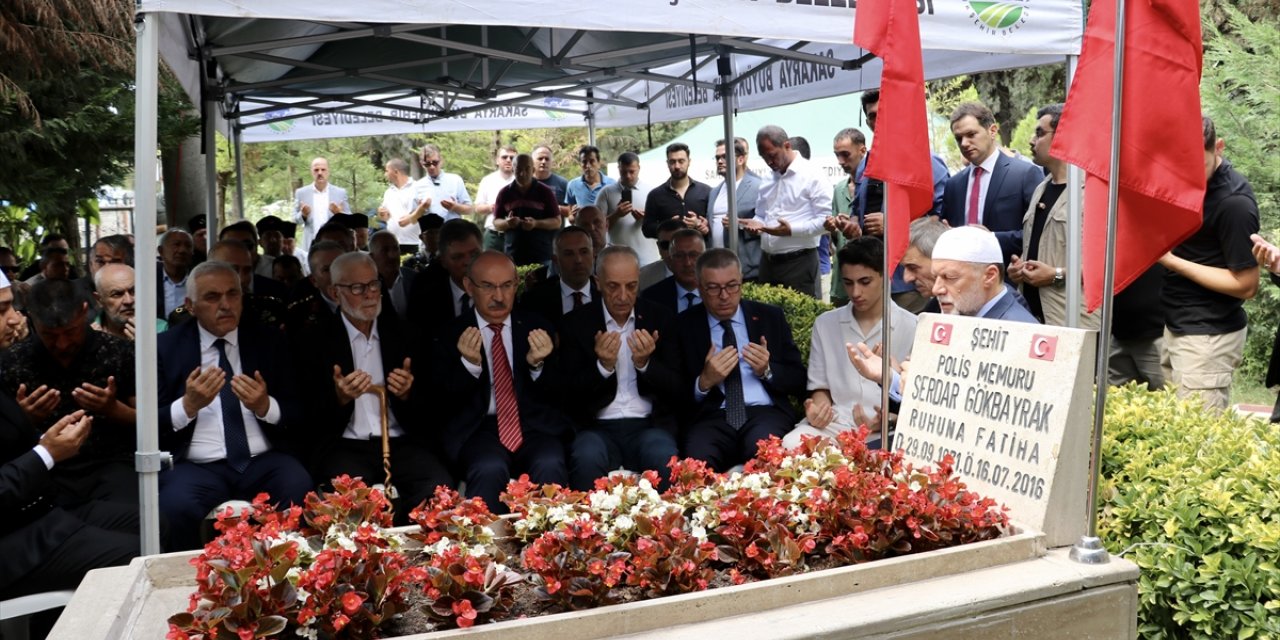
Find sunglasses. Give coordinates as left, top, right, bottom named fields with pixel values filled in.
left=423, top=159, right=441, bottom=167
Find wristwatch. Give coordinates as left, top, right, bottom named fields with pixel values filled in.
left=1053, top=267, right=1065, bottom=287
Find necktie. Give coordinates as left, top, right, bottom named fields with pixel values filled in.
left=487, top=323, right=523, bottom=452
left=966, top=166, right=985, bottom=225
left=213, top=338, right=251, bottom=472
left=572, top=291, right=585, bottom=309
left=684, top=292, right=697, bottom=311
left=718, top=320, right=747, bottom=429
left=459, top=293, right=471, bottom=316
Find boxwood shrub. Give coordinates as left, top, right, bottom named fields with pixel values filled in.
left=741, top=282, right=833, bottom=367
left=1099, top=383, right=1280, bottom=639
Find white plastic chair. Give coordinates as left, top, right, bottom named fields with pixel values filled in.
left=0, top=590, right=75, bottom=640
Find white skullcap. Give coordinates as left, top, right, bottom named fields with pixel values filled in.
left=932, top=226, right=1003, bottom=264
left=0, top=268, right=8, bottom=289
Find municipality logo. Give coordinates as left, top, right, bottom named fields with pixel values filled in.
left=263, top=109, right=296, bottom=134
left=966, top=0, right=1028, bottom=35
left=541, top=97, right=570, bottom=121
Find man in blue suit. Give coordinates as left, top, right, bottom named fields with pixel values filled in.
left=157, top=261, right=312, bottom=550
left=941, top=102, right=1044, bottom=263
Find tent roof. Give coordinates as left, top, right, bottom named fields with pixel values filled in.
left=140, top=1, right=1082, bottom=139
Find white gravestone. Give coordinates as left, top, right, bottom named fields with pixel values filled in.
left=892, top=313, right=1096, bottom=548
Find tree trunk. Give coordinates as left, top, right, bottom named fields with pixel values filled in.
left=160, top=133, right=210, bottom=233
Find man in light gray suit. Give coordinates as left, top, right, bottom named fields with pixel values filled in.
left=708, top=137, right=762, bottom=280
left=293, top=157, right=351, bottom=251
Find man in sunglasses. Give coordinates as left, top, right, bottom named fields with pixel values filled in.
left=474, top=145, right=518, bottom=252
left=409, top=144, right=473, bottom=224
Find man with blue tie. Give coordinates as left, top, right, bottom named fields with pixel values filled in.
left=666, top=249, right=806, bottom=471
left=157, top=262, right=312, bottom=550
left=639, top=228, right=705, bottom=315
left=941, top=102, right=1044, bottom=263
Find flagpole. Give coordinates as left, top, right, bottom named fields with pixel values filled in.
left=1070, top=0, right=1125, bottom=566
left=879, top=188, right=891, bottom=449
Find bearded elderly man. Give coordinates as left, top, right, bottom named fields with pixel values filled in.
left=294, top=252, right=452, bottom=524
left=92, top=263, right=168, bottom=340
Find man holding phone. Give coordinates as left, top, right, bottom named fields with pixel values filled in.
left=641, top=143, right=711, bottom=242
left=597, top=152, right=659, bottom=265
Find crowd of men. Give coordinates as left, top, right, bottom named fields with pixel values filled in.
left=0, top=96, right=1266, bottom=605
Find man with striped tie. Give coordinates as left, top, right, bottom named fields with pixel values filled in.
left=435, top=251, right=571, bottom=512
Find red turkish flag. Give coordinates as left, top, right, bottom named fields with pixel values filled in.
left=1050, top=0, right=1204, bottom=311
left=854, top=0, right=936, bottom=273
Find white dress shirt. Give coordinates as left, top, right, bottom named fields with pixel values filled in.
left=755, top=155, right=832, bottom=255
left=964, top=151, right=1000, bottom=225
left=461, top=314, right=543, bottom=414
left=595, top=309, right=653, bottom=420
left=559, top=280, right=593, bottom=314
left=382, top=178, right=419, bottom=247
left=169, top=325, right=278, bottom=463
left=340, top=314, right=406, bottom=440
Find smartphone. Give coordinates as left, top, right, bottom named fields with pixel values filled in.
left=620, top=187, right=632, bottom=204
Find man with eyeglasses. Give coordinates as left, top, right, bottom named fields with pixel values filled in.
left=597, top=152, right=658, bottom=266
left=474, top=145, right=518, bottom=252
left=664, top=248, right=805, bottom=471
left=640, top=228, right=705, bottom=315
left=409, top=144, right=474, bottom=224
left=565, top=145, right=615, bottom=219
left=825, top=127, right=868, bottom=306
left=1008, top=103, right=1098, bottom=329
left=434, top=250, right=570, bottom=513
left=638, top=218, right=683, bottom=291
left=406, top=219, right=483, bottom=343
left=708, top=137, right=762, bottom=280
left=294, top=252, right=452, bottom=525
left=531, top=144, right=570, bottom=216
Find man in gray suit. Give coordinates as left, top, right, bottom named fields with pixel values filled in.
left=293, top=157, right=351, bottom=251
left=708, top=137, right=762, bottom=280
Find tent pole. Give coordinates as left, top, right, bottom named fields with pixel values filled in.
left=233, top=125, right=245, bottom=220
left=586, top=88, right=597, bottom=146
left=204, top=99, right=218, bottom=226
left=1065, top=55, right=1082, bottom=329
left=133, top=11, right=165, bottom=557
left=1071, top=0, right=1126, bottom=566
left=878, top=188, right=890, bottom=450
left=718, top=51, right=738, bottom=254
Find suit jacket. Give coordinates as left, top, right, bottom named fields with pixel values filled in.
left=253, top=273, right=290, bottom=301
left=295, top=310, right=426, bottom=462
left=406, top=262, right=467, bottom=345
left=638, top=261, right=670, bottom=293
left=157, top=320, right=302, bottom=461
left=517, top=276, right=599, bottom=330
left=981, top=290, right=1041, bottom=324
left=433, top=311, right=571, bottom=461
left=553, top=299, right=678, bottom=432
left=941, top=153, right=1044, bottom=262
left=293, top=183, right=350, bottom=249
left=639, top=275, right=685, bottom=315
left=663, top=300, right=806, bottom=425
left=708, top=172, right=763, bottom=280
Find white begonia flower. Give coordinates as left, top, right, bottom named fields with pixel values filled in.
left=691, top=524, right=708, bottom=541
left=614, top=515, right=635, bottom=531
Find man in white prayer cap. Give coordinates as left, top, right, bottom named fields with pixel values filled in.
left=929, top=226, right=1040, bottom=322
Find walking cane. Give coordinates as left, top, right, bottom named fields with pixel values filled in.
left=366, top=384, right=399, bottom=513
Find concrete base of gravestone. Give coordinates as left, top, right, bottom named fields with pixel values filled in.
left=48, top=527, right=1138, bottom=639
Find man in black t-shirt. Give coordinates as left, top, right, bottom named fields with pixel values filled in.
left=493, top=154, right=563, bottom=267
left=641, top=143, right=711, bottom=239
left=1157, top=116, right=1260, bottom=411
left=1009, top=103, right=1098, bottom=329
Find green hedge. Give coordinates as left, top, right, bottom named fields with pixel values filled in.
left=1099, top=384, right=1280, bottom=639
left=741, top=282, right=833, bottom=367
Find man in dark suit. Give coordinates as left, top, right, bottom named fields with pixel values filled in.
left=639, top=228, right=705, bottom=315
left=369, top=230, right=418, bottom=322
left=557, top=246, right=680, bottom=490
left=666, top=249, right=806, bottom=471
left=407, top=219, right=483, bottom=344
left=929, top=226, right=1039, bottom=323
left=0, top=407, right=137, bottom=598
left=295, top=253, right=452, bottom=523
left=518, top=226, right=598, bottom=329
left=941, top=102, right=1044, bottom=263
left=434, top=251, right=570, bottom=513
left=218, top=220, right=291, bottom=301
left=157, top=261, right=312, bottom=550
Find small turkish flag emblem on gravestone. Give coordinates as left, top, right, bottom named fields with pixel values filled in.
left=930, top=322, right=952, bottom=345
left=1029, top=335, right=1058, bottom=361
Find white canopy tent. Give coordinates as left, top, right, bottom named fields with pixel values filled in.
left=132, top=0, right=1084, bottom=554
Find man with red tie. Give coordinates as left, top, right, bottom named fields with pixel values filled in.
left=941, top=102, right=1044, bottom=264
left=435, top=251, right=571, bottom=512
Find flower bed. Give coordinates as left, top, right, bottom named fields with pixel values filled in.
left=167, top=429, right=1008, bottom=639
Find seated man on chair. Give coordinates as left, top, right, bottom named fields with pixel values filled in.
left=296, top=252, right=452, bottom=523
left=666, top=249, right=806, bottom=471
left=557, top=246, right=680, bottom=490
left=435, top=251, right=571, bottom=513
left=158, top=261, right=312, bottom=551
